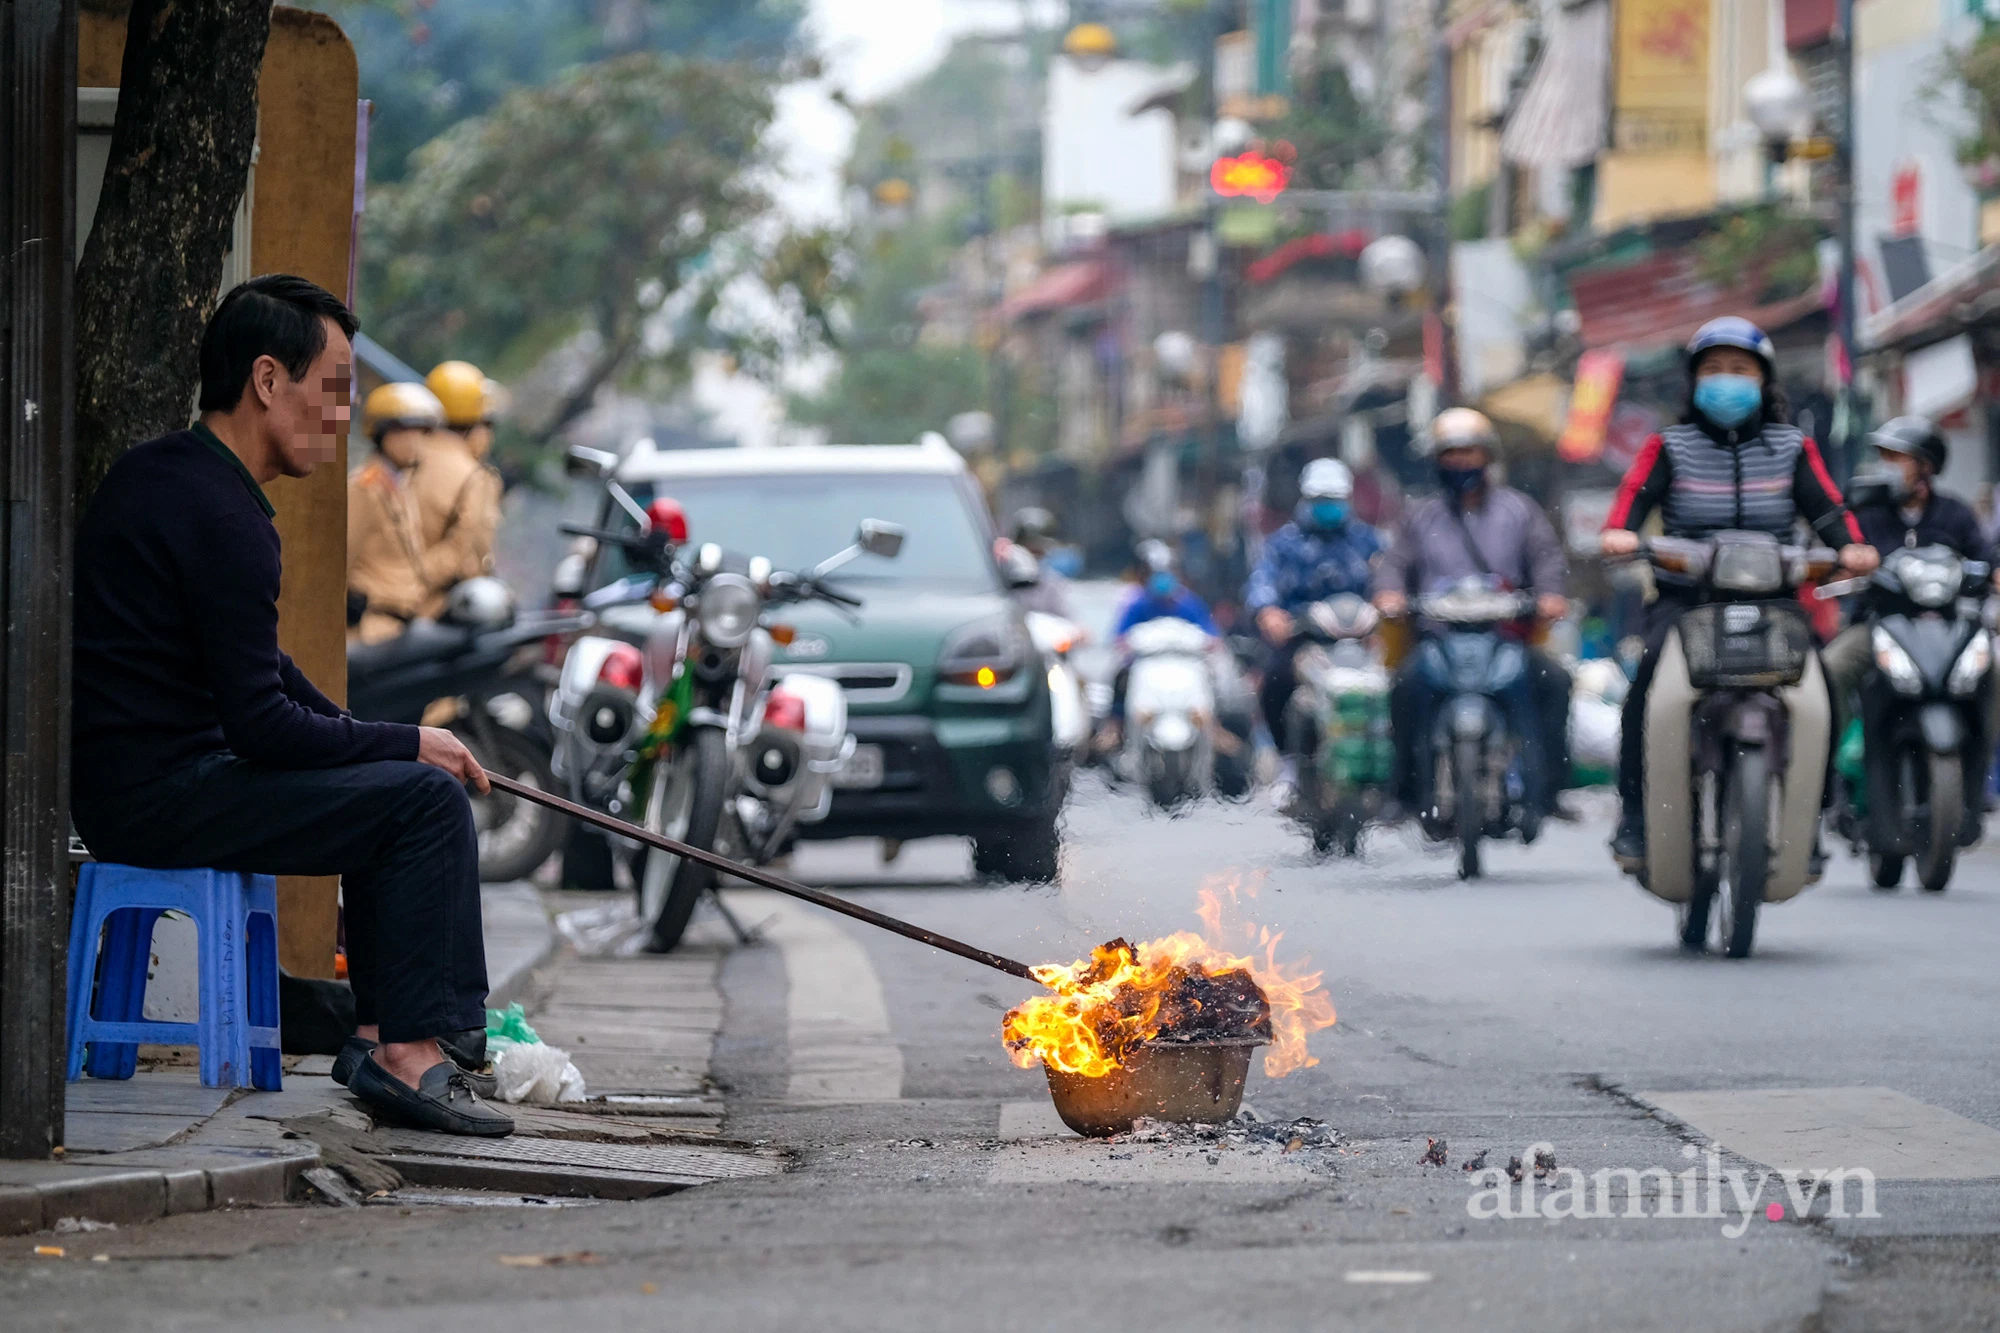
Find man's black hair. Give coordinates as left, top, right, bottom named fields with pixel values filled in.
left=197, top=274, right=360, bottom=413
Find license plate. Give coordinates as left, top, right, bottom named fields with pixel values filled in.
left=833, top=743, right=885, bottom=789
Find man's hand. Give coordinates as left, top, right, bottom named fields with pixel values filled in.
left=1536, top=593, right=1570, bottom=623
left=418, top=726, right=490, bottom=795
left=1839, top=544, right=1881, bottom=575
left=1373, top=591, right=1409, bottom=620
left=1256, top=606, right=1293, bottom=645
left=1601, top=529, right=1640, bottom=557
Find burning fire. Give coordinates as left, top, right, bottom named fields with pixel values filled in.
left=1003, top=876, right=1337, bottom=1079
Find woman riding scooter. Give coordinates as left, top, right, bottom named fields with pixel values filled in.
left=1601, top=316, right=1877, bottom=868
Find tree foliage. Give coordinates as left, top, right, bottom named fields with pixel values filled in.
left=362, top=52, right=837, bottom=440
left=325, top=0, right=806, bottom=182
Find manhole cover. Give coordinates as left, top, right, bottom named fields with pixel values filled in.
left=367, top=1129, right=784, bottom=1200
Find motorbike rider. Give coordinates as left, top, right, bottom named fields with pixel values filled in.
left=1008, top=507, right=1075, bottom=619
left=1821, top=415, right=2000, bottom=750
left=1116, top=540, right=1219, bottom=637
left=1099, top=542, right=1220, bottom=751
left=1372, top=408, right=1571, bottom=817
left=1601, top=316, right=1876, bottom=866
left=413, top=360, right=504, bottom=617
left=348, top=382, right=446, bottom=645
left=1247, top=458, right=1383, bottom=758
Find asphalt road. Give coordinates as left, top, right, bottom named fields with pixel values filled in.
left=10, top=781, right=2000, bottom=1331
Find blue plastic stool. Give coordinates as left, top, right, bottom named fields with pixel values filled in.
left=65, top=864, right=282, bottom=1090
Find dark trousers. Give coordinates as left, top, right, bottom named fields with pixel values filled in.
left=1617, top=591, right=1697, bottom=813
left=1389, top=646, right=1572, bottom=809
left=1260, top=644, right=1300, bottom=748
left=74, top=754, right=488, bottom=1044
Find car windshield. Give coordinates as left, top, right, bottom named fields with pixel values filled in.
left=599, top=470, right=998, bottom=592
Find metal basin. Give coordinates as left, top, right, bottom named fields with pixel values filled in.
left=1042, top=1037, right=1263, bottom=1138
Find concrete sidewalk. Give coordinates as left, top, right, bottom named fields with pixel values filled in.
left=1, top=882, right=561, bottom=1236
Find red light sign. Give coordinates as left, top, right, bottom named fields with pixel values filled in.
left=1210, top=151, right=1289, bottom=204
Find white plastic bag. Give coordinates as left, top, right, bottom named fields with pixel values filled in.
left=491, top=1040, right=588, bottom=1105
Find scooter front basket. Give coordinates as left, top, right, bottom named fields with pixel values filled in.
left=1679, top=602, right=1813, bottom=689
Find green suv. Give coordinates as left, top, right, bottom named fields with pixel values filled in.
left=587, top=437, right=1064, bottom=881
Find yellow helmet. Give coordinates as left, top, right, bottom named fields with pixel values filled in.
left=426, top=360, right=490, bottom=428
left=362, top=381, right=445, bottom=439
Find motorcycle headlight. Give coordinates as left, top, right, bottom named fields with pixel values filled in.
left=1949, top=631, right=1992, bottom=698
left=939, top=614, right=1027, bottom=689
left=697, top=574, right=760, bottom=649
left=1872, top=626, right=1924, bottom=697
left=1711, top=542, right=1784, bottom=595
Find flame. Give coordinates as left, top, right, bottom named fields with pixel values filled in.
left=1002, top=875, right=1337, bottom=1079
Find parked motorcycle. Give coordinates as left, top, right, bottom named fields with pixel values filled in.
left=1281, top=594, right=1394, bottom=857
left=554, top=507, right=904, bottom=952
left=1624, top=532, right=1836, bottom=957
left=1405, top=579, right=1543, bottom=881
left=1826, top=544, right=1992, bottom=893
left=348, top=577, right=583, bottom=883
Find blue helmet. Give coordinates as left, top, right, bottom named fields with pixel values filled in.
left=1686, top=316, right=1775, bottom=377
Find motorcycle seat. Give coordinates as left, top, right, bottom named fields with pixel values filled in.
left=346, top=619, right=477, bottom=678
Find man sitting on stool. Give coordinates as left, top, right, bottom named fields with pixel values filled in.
left=71, top=275, right=512, bottom=1136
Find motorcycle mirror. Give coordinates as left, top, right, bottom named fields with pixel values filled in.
left=999, top=543, right=1040, bottom=589
left=858, top=519, right=906, bottom=559
left=565, top=444, right=619, bottom=479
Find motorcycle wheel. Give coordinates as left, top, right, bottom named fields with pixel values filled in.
left=1919, top=752, right=1961, bottom=894
left=1869, top=853, right=1905, bottom=891
left=461, top=725, right=566, bottom=884
left=972, top=810, right=1063, bottom=884
left=637, top=728, right=730, bottom=954
left=1717, top=747, right=1770, bottom=959
left=1454, top=738, right=1482, bottom=881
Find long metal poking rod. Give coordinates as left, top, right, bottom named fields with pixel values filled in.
left=484, top=771, right=1040, bottom=982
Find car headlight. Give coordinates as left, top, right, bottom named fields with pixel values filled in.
left=1949, top=631, right=1992, bottom=698
left=1872, top=626, right=1924, bottom=697
left=697, top=573, right=761, bottom=649
left=939, top=614, right=1027, bottom=689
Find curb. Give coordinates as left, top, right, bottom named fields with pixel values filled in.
left=0, top=1148, right=309, bottom=1237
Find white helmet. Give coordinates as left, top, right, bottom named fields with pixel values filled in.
left=1300, top=457, right=1354, bottom=501
left=444, top=576, right=516, bottom=629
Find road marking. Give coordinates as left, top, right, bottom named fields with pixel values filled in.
left=998, top=1099, right=1075, bottom=1139
left=725, top=889, right=905, bottom=1103
left=1344, top=1271, right=1433, bottom=1285
left=1638, top=1087, right=2000, bottom=1180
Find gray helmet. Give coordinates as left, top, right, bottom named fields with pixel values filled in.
left=1011, top=507, right=1059, bottom=550
left=1869, top=416, right=1947, bottom=474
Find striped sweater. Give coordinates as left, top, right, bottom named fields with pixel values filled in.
left=1605, top=420, right=1861, bottom=548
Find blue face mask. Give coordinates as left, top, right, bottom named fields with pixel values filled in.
left=1308, top=499, right=1349, bottom=529
left=1693, top=374, right=1764, bottom=429
left=1437, top=464, right=1485, bottom=499
left=1147, top=571, right=1178, bottom=600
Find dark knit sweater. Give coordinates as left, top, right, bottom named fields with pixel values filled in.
left=72, top=426, right=419, bottom=799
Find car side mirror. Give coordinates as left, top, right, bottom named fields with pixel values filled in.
left=565, top=444, right=619, bottom=479
left=858, top=519, right=906, bottom=559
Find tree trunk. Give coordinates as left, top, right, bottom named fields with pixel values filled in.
left=536, top=322, right=643, bottom=444
left=72, top=0, right=275, bottom=511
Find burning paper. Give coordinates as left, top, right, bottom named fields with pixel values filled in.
left=1002, top=876, right=1337, bottom=1079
